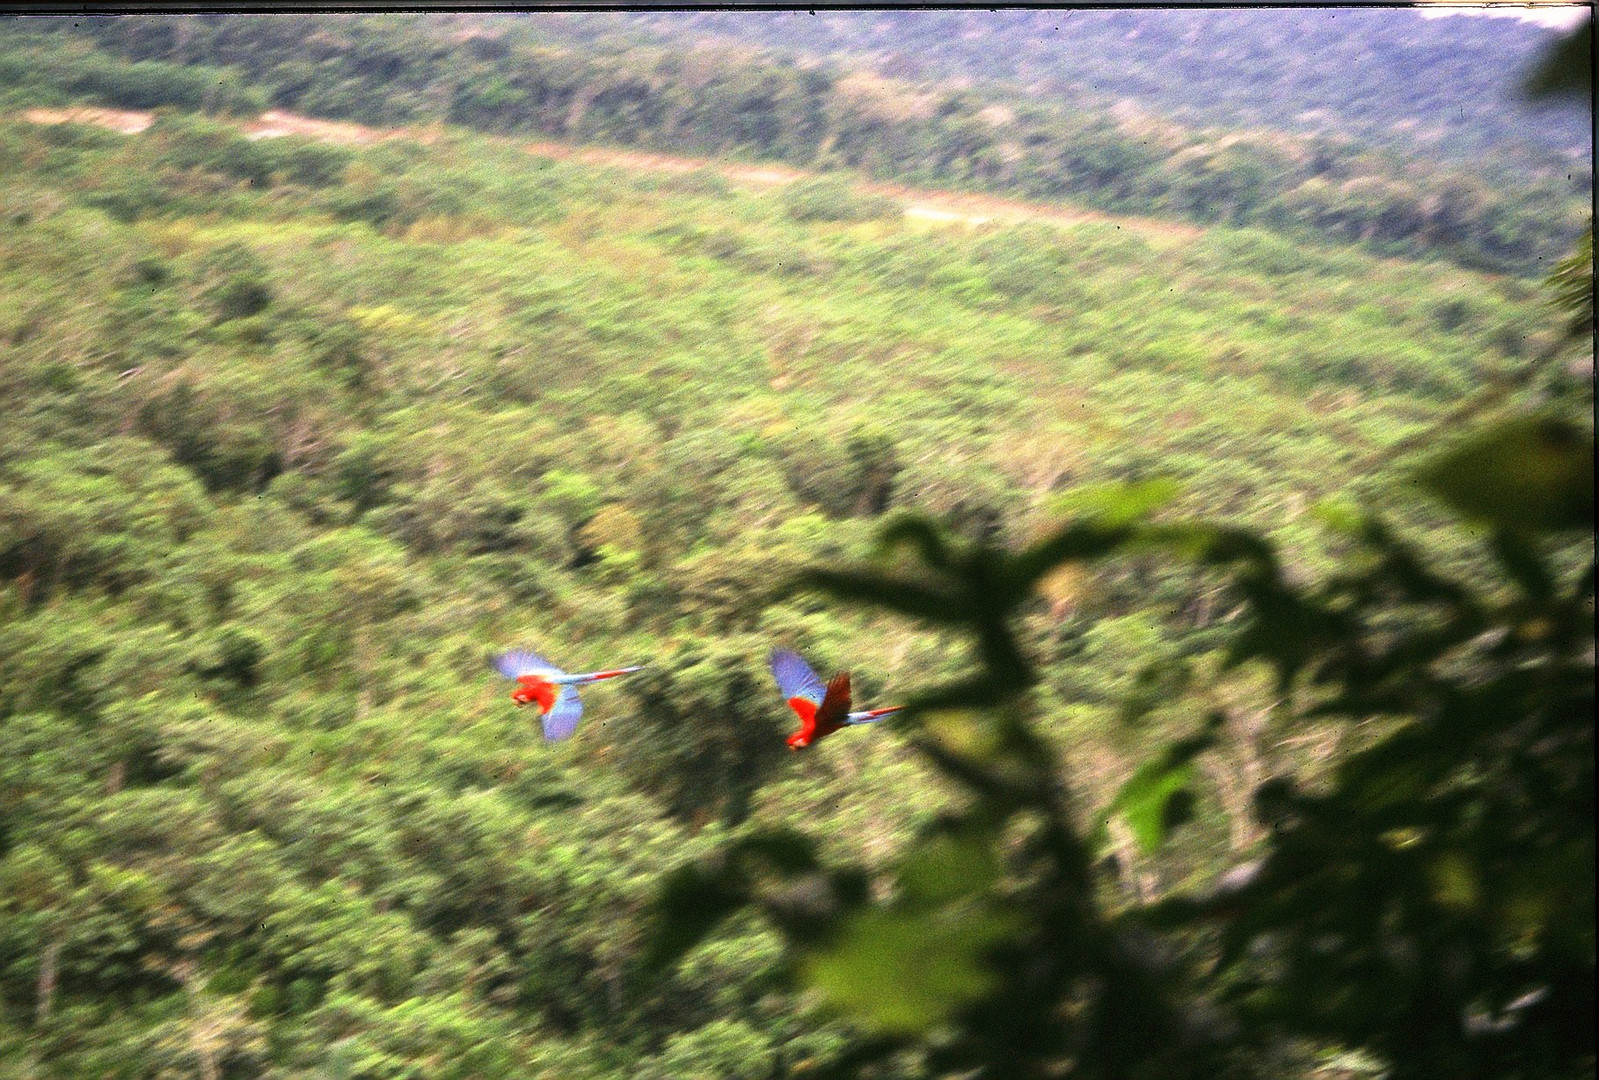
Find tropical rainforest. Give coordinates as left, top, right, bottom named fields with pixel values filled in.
left=2, top=12, right=1591, bottom=275
left=0, top=11, right=1592, bottom=1080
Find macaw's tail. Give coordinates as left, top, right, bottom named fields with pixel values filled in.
left=587, top=665, right=643, bottom=681
left=850, top=705, right=905, bottom=724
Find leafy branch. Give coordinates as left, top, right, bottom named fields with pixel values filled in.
left=647, top=414, right=1593, bottom=1077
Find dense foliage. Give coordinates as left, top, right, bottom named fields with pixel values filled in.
left=607, top=9, right=1591, bottom=164
left=2, top=14, right=1589, bottom=276
left=0, top=16, right=1591, bottom=1080
left=646, top=24, right=1594, bottom=1078
left=656, top=456, right=1593, bottom=1078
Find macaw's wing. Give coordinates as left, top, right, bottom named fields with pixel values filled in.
left=769, top=648, right=827, bottom=707
left=845, top=705, right=904, bottom=726
left=541, top=685, right=584, bottom=742
left=494, top=650, right=565, bottom=680
left=814, top=672, right=853, bottom=729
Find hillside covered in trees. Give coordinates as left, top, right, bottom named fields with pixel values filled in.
left=0, top=13, right=1592, bottom=1080
left=597, top=8, right=1592, bottom=163
left=1, top=13, right=1590, bottom=277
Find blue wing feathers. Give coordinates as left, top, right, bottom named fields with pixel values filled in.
left=542, top=686, right=585, bottom=742
left=769, top=648, right=827, bottom=706
left=493, top=650, right=564, bottom=679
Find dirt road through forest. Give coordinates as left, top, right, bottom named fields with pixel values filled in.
left=20, top=105, right=1201, bottom=242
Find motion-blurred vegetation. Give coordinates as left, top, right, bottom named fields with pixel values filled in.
left=0, top=12, right=1592, bottom=1080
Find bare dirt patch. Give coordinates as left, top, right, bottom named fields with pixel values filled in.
left=18, top=105, right=1201, bottom=243
left=22, top=106, right=154, bottom=134
left=242, top=109, right=397, bottom=145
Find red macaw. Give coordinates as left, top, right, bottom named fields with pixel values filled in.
left=492, top=650, right=642, bottom=742
left=768, top=648, right=904, bottom=751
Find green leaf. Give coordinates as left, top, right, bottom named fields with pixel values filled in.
left=1113, top=761, right=1197, bottom=855
left=896, top=827, right=1001, bottom=909
left=1489, top=530, right=1556, bottom=602
left=799, top=905, right=1020, bottom=1034
left=1523, top=13, right=1592, bottom=99
left=642, top=859, right=751, bottom=974
left=1545, top=222, right=1593, bottom=349
left=731, top=829, right=823, bottom=877
left=1427, top=851, right=1481, bottom=912
left=1101, top=720, right=1220, bottom=855
left=1415, top=415, right=1594, bottom=533
left=1046, top=478, right=1181, bottom=526
left=874, top=513, right=956, bottom=571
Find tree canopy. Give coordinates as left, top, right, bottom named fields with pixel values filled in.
left=0, top=13, right=1591, bottom=1079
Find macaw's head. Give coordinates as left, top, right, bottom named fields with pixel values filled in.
left=511, top=676, right=554, bottom=711
left=786, top=731, right=811, bottom=751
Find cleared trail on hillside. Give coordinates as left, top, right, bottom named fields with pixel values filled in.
left=19, top=105, right=1202, bottom=243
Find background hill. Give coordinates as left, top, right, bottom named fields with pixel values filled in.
left=3, top=13, right=1590, bottom=275
left=585, top=8, right=1592, bottom=163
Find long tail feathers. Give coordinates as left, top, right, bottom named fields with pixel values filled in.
left=580, top=665, right=643, bottom=682
left=847, top=705, right=905, bottom=725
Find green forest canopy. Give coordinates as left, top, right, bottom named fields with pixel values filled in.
left=595, top=8, right=1592, bottom=163
left=0, top=15, right=1592, bottom=1080
left=0, top=13, right=1589, bottom=277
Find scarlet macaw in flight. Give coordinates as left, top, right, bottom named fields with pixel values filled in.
left=768, top=648, right=904, bottom=751
left=493, top=650, right=642, bottom=742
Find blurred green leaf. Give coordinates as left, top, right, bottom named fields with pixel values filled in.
left=1524, top=13, right=1592, bottom=99
left=1046, top=478, right=1181, bottom=526
left=1108, top=760, right=1198, bottom=855
left=1546, top=221, right=1594, bottom=350
left=1488, top=530, right=1556, bottom=602
left=799, top=905, right=1020, bottom=1035
left=1427, top=851, right=1481, bottom=912
left=1415, top=414, right=1594, bottom=533
left=642, top=859, right=751, bottom=974
left=1100, top=720, right=1220, bottom=855
left=896, top=826, right=1001, bottom=909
